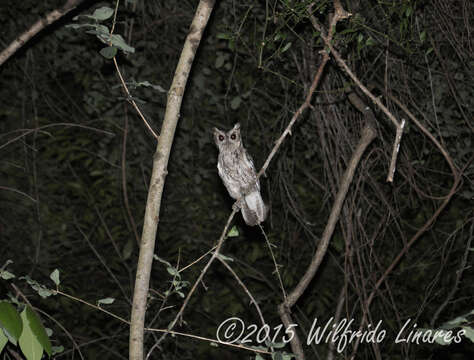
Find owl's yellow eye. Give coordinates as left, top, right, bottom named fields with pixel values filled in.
left=219, top=135, right=225, bottom=141
left=230, top=134, right=236, bottom=140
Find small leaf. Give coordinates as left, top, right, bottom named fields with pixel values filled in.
left=227, top=226, right=239, bottom=237
left=100, top=46, right=117, bottom=59
left=1, top=271, right=15, bottom=280
left=166, top=266, right=179, bottom=277
left=89, top=7, right=114, bottom=21
left=272, top=351, right=283, bottom=360
left=216, top=253, right=234, bottom=262
left=0, top=302, right=23, bottom=340
left=37, top=288, right=54, bottom=298
left=230, top=96, right=241, bottom=110
left=443, top=315, right=468, bottom=327
left=97, top=298, right=115, bottom=305
left=216, top=33, right=231, bottom=40
left=419, top=30, right=426, bottom=43
left=136, top=81, right=167, bottom=92
left=281, top=42, right=292, bottom=53
left=266, top=341, right=286, bottom=349
left=0, top=330, right=7, bottom=354
left=110, top=34, right=135, bottom=53
left=122, top=239, right=134, bottom=260
left=49, top=269, right=60, bottom=286
left=52, top=345, right=65, bottom=354
left=154, top=256, right=172, bottom=268
left=433, top=332, right=452, bottom=345
left=215, top=55, right=225, bottom=69
left=462, top=326, right=474, bottom=342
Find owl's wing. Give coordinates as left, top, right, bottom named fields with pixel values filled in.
left=239, top=148, right=260, bottom=191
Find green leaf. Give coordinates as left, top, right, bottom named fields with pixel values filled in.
left=19, top=308, right=43, bottom=360
left=216, top=33, right=232, bottom=40
left=281, top=42, right=292, bottom=53
left=215, top=55, right=225, bottom=69
left=462, top=326, right=474, bottom=343
left=216, top=253, right=234, bottom=262
left=433, top=332, right=452, bottom=345
left=49, top=269, right=60, bottom=286
left=227, top=226, right=239, bottom=237
left=0, top=330, right=7, bottom=354
left=443, top=315, right=468, bottom=328
left=136, top=81, right=167, bottom=92
left=110, top=34, right=135, bottom=53
left=24, top=306, right=52, bottom=357
left=21, top=276, right=54, bottom=298
left=419, top=30, right=426, bottom=43
left=88, top=7, right=114, bottom=21
left=154, top=255, right=172, bottom=268
left=0, top=302, right=23, bottom=340
left=230, top=96, right=241, bottom=110
left=166, top=266, right=179, bottom=277
left=97, top=297, right=115, bottom=305
left=52, top=345, right=65, bottom=354
left=0, top=270, right=15, bottom=280
left=100, top=46, right=117, bottom=59
left=122, top=239, right=134, bottom=260
left=272, top=351, right=283, bottom=360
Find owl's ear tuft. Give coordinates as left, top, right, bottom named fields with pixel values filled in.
left=213, top=127, right=224, bottom=135
left=232, top=123, right=241, bottom=131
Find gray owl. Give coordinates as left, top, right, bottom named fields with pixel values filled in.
left=213, top=123, right=267, bottom=226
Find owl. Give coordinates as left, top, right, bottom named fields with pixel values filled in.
left=213, top=123, right=267, bottom=226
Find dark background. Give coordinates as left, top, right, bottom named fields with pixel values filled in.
left=0, top=0, right=472, bottom=359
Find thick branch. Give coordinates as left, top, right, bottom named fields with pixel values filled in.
left=129, top=1, right=216, bottom=360
left=279, top=122, right=376, bottom=359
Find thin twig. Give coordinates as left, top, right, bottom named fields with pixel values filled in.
left=216, top=254, right=267, bottom=327
left=260, top=224, right=287, bottom=302
left=155, top=209, right=238, bottom=346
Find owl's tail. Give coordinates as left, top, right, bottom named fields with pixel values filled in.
left=241, top=191, right=267, bottom=226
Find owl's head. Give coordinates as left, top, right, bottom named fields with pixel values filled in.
left=213, top=123, right=242, bottom=152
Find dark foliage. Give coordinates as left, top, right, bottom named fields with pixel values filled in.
left=0, top=0, right=472, bottom=359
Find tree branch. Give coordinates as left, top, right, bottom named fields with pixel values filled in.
left=129, top=1, right=216, bottom=359
left=0, top=0, right=83, bottom=66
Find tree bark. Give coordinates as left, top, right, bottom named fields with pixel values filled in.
left=128, top=1, right=216, bottom=359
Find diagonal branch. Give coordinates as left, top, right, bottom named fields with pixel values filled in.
left=0, top=0, right=83, bottom=67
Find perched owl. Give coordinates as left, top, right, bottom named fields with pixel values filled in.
left=213, top=123, right=267, bottom=226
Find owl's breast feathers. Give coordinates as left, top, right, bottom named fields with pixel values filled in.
left=219, top=148, right=259, bottom=189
